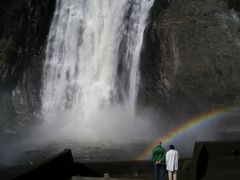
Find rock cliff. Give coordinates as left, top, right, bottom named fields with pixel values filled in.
left=139, top=0, right=240, bottom=119
left=0, top=0, right=55, bottom=133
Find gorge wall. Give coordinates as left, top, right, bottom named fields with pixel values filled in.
left=0, top=0, right=240, bottom=134
left=0, top=0, right=55, bottom=134
left=139, top=0, right=240, bottom=119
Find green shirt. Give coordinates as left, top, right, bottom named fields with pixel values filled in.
left=152, top=145, right=166, bottom=164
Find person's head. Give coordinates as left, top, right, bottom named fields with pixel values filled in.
left=159, top=140, right=162, bottom=145
left=156, top=140, right=162, bottom=145
left=169, top=145, right=175, bottom=149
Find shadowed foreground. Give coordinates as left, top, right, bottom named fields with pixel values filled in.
left=2, top=140, right=240, bottom=180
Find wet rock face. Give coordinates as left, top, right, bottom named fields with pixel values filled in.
left=139, top=0, right=240, bottom=116
left=0, top=0, right=55, bottom=132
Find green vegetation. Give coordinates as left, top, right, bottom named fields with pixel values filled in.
left=0, top=0, right=25, bottom=84
left=224, top=0, right=240, bottom=11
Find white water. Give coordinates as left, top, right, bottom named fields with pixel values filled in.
left=41, top=0, right=155, bottom=142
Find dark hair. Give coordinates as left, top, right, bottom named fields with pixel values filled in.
left=170, top=145, right=175, bottom=149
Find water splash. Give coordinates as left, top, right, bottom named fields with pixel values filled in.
left=41, top=0, right=154, bottom=141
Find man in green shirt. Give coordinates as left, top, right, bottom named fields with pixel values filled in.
left=152, top=141, right=166, bottom=180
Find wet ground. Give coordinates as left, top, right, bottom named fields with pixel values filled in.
left=0, top=141, right=153, bottom=180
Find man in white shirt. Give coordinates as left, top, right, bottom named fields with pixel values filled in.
left=166, top=145, right=179, bottom=180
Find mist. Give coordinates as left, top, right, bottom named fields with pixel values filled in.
left=34, top=106, right=162, bottom=144
left=1, top=0, right=240, bottom=171
left=1, top=104, right=239, bottom=170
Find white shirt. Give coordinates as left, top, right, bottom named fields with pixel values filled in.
left=166, top=149, right=179, bottom=171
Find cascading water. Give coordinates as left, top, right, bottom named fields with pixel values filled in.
left=41, top=0, right=155, bottom=142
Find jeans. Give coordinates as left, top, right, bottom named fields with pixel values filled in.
left=153, top=164, right=165, bottom=180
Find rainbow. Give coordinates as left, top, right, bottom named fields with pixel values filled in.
left=136, top=105, right=239, bottom=160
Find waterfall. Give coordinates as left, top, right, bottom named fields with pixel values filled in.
left=41, top=0, right=154, bottom=141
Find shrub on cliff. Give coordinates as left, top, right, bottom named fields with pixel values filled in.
left=224, top=0, right=240, bottom=11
